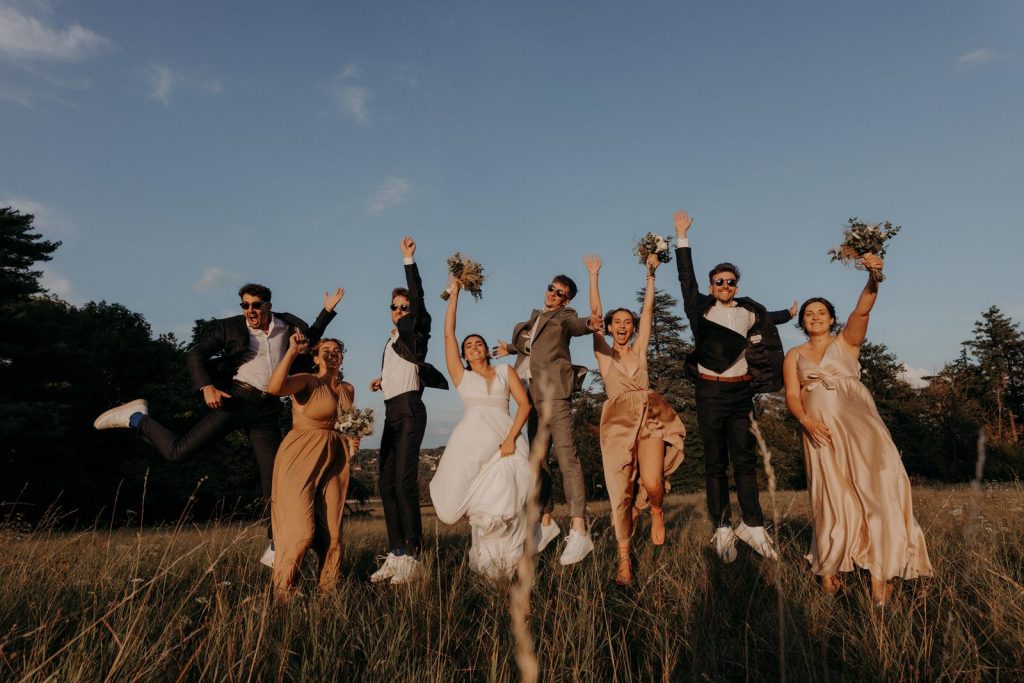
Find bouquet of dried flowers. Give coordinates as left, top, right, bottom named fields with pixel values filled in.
left=828, top=217, right=900, bottom=282
left=634, top=233, right=673, bottom=275
left=441, top=252, right=486, bottom=301
left=335, top=406, right=375, bottom=439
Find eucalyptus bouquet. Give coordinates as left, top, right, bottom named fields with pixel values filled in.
left=441, top=252, right=486, bottom=301
left=634, top=232, right=673, bottom=275
left=335, top=406, right=375, bottom=439
left=827, top=217, right=901, bottom=282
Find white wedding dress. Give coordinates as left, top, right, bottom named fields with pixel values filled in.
left=429, top=364, right=533, bottom=578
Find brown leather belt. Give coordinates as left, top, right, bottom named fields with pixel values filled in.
left=699, top=373, right=752, bottom=383
left=232, top=380, right=272, bottom=402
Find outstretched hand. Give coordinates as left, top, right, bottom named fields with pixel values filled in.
left=288, top=331, right=309, bottom=354
left=861, top=254, right=884, bottom=272
left=323, top=287, right=345, bottom=312
left=492, top=340, right=511, bottom=358
left=587, top=307, right=604, bottom=333
left=674, top=209, right=693, bottom=239
left=646, top=253, right=661, bottom=273
left=583, top=254, right=602, bottom=275
left=202, top=385, right=232, bottom=409
left=789, top=300, right=799, bottom=318
left=400, top=236, right=416, bottom=259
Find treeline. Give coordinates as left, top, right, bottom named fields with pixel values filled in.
left=2, top=207, right=1022, bottom=525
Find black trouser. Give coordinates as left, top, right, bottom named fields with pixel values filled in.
left=695, top=379, right=764, bottom=529
left=379, top=390, right=427, bottom=555
left=137, top=385, right=282, bottom=534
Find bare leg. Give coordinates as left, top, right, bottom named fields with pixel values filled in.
left=616, top=539, right=632, bottom=585
left=637, top=436, right=666, bottom=544
left=871, top=576, right=893, bottom=606
left=821, top=574, right=843, bottom=595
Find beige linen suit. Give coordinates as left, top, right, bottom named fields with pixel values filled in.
left=509, top=307, right=591, bottom=517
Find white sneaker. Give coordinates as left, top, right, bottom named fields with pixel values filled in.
left=711, top=526, right=738, bottom=564
left=369, top=553, right=399, bottom=583
left=536, top=521, right=561, bottom=552
left=93, top=399, right=148, bottom=430
left=735, top=522, right=779, bottom=560
left=390, top=555, right=424, bottom=585
left=558, top=529, right=594, bottom=565
left=259, top=542, right=274, bottom=568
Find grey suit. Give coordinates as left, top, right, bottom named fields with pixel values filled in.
left=508, top=306, right=591, bottom=517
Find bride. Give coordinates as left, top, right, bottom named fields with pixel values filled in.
left=429, top=276, right=533, bottom=578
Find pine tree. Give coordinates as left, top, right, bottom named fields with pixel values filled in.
left=963, top=306, right=1024, bottom=444
left=0, top=207, right=61, bottom=300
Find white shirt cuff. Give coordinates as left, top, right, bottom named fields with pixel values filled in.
left=403, top=257, right=415, bottom=265
left=677, top=238, right=689, bottom=248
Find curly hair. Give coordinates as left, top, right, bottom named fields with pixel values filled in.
left=238, top=283, right=272, bottom=301
left=603, top=308, right=639, bottom=336
left=312, top=337, right=345, bottom=380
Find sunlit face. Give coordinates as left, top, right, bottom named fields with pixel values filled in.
left=801, top=302, right=835, bottom=337
left=544, top=280, right=570, bottom=309
left=240, top=294, right=272, bottom=331
left=390, top=295, right=410, bottom=325
left=709, top=271, right=739, bottom=304
left=316, top=341, right=343, bottom=371
left=462, top=336, right=488, bottom=364
left=608, top=311, right=636, bottom=346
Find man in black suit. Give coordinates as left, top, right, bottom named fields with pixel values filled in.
left=94, top=282, right=342, bottom=564
left=673, top=209, right=795, bottom=563
left=368, top=236, right=448, bottom=585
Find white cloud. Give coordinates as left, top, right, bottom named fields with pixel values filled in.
left=193, top=266, right=236, bottom=292
left=1, top=196, right=75, bottom=236
left=901, top=366, right=933, bottom=389
left=145, top=63, right=223, bottom=105
left=955, top=48, right=1002, bottom=71
left=40, top=267, right=79, bottom=302
left=327, top=63, right=373, bottom=124
left=0, top=5, right=108, bottom=61
left=367, top=176, right=411, bottom=214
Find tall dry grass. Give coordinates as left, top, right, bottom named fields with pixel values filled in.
left=1, top=485, right=1023, bottom=681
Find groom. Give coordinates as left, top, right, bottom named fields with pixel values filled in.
left=674, top=209, right=795, bottom=563
left=368, top=236, right=448, bottom=585
left=495, top=273, right=598, bottom=565
left=94, top=282, right=342, bottom=565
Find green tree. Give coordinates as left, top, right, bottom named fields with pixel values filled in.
left=0, top=207, right=61, bottom=300
left=963, top=306, right=1024, bottom=444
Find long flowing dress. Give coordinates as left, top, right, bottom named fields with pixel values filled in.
left=429, top=364, right=533, bottom=578
left=271, top=379, right=353, bottom=595
left=797, top=338, right=932, bottom=580
left=598, top=345, right=686, bottom=541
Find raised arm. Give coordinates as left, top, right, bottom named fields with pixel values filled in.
left=584, top=254, right=613, bottom=371
left=267, top=332, right=318, bottom=398
left=443, top=277, right=466, bottom=387
left=839, top=254, right=883, bottom=348
left=305, top=288, right=344, bottom=344
left=501, top=368, right=532, bottom=456
left=783, top=349, right=832, bottom=448
left=672, top=209, right=703, bottom=324
left=635, top=254, right=660, bottom=354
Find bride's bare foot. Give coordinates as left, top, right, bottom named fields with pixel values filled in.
left=821, top=575, right=843, bottom=595
left=871, top=577, right=894, bottom=607
left=650, top=507, right=666, bottom=546
left=615, top=541, right=632, bottom=585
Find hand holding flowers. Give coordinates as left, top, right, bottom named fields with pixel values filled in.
left=441, top=253, right=485, bottom=301
left=828, top=218, right=900, bottom=282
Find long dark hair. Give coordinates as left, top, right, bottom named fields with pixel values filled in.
left=795, top=298, right=839, bottom=335
left=603, top=308, right=639, bottom=336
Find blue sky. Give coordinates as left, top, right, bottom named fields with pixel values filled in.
left=2, top=1, right=1022, bottom=446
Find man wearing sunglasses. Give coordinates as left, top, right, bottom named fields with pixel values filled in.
left=368, top=236, right=448, bottom=585
left=674, top=209, right=797, bottom=564
left=94, top=282, right=343, bottom=566
left=494, top=274, right=599, bottom=565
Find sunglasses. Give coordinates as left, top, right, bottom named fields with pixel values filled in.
left=239, top=301, right=267, bottom=310
left=547, top=284, right=568, bottom=300
left=713, top=278, right=738, bottom=287
left=390, top=303, right=410, bottom=312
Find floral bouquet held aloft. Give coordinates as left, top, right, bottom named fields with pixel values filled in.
left=634, top=232, right=673, bottom=275
left=335, top=406, right=375, bottom=440
left=441, top=252, right=486, bottom=301
left=828, top=217, right=901, bottom=282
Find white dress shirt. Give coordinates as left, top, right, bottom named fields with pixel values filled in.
left=233, top=316, right=290, bottom=390
left=381, top=330, right=421, bottom=399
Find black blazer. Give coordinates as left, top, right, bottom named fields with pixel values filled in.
left=386, top=262, right=449, bottom=391
left=676, top=246, right=791, bottom=393
left=186, top=308, right=336, bottom=392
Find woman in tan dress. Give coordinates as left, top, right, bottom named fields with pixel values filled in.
left=783, top=255, right=932, bottom=606
left=584, top=254, right=685, bottom=584
left=267, top=332, right=356, bottom=599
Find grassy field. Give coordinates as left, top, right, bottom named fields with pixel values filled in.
left=1, top=485, right=1022, bottom=682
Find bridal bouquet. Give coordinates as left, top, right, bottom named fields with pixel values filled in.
left=335, top=407, right=375, bottom=438
left=828, top=217, right=901, bottom=282
left=634, top=233, right=673, bottom=274
left=441, top=252, right=486, bottom=301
